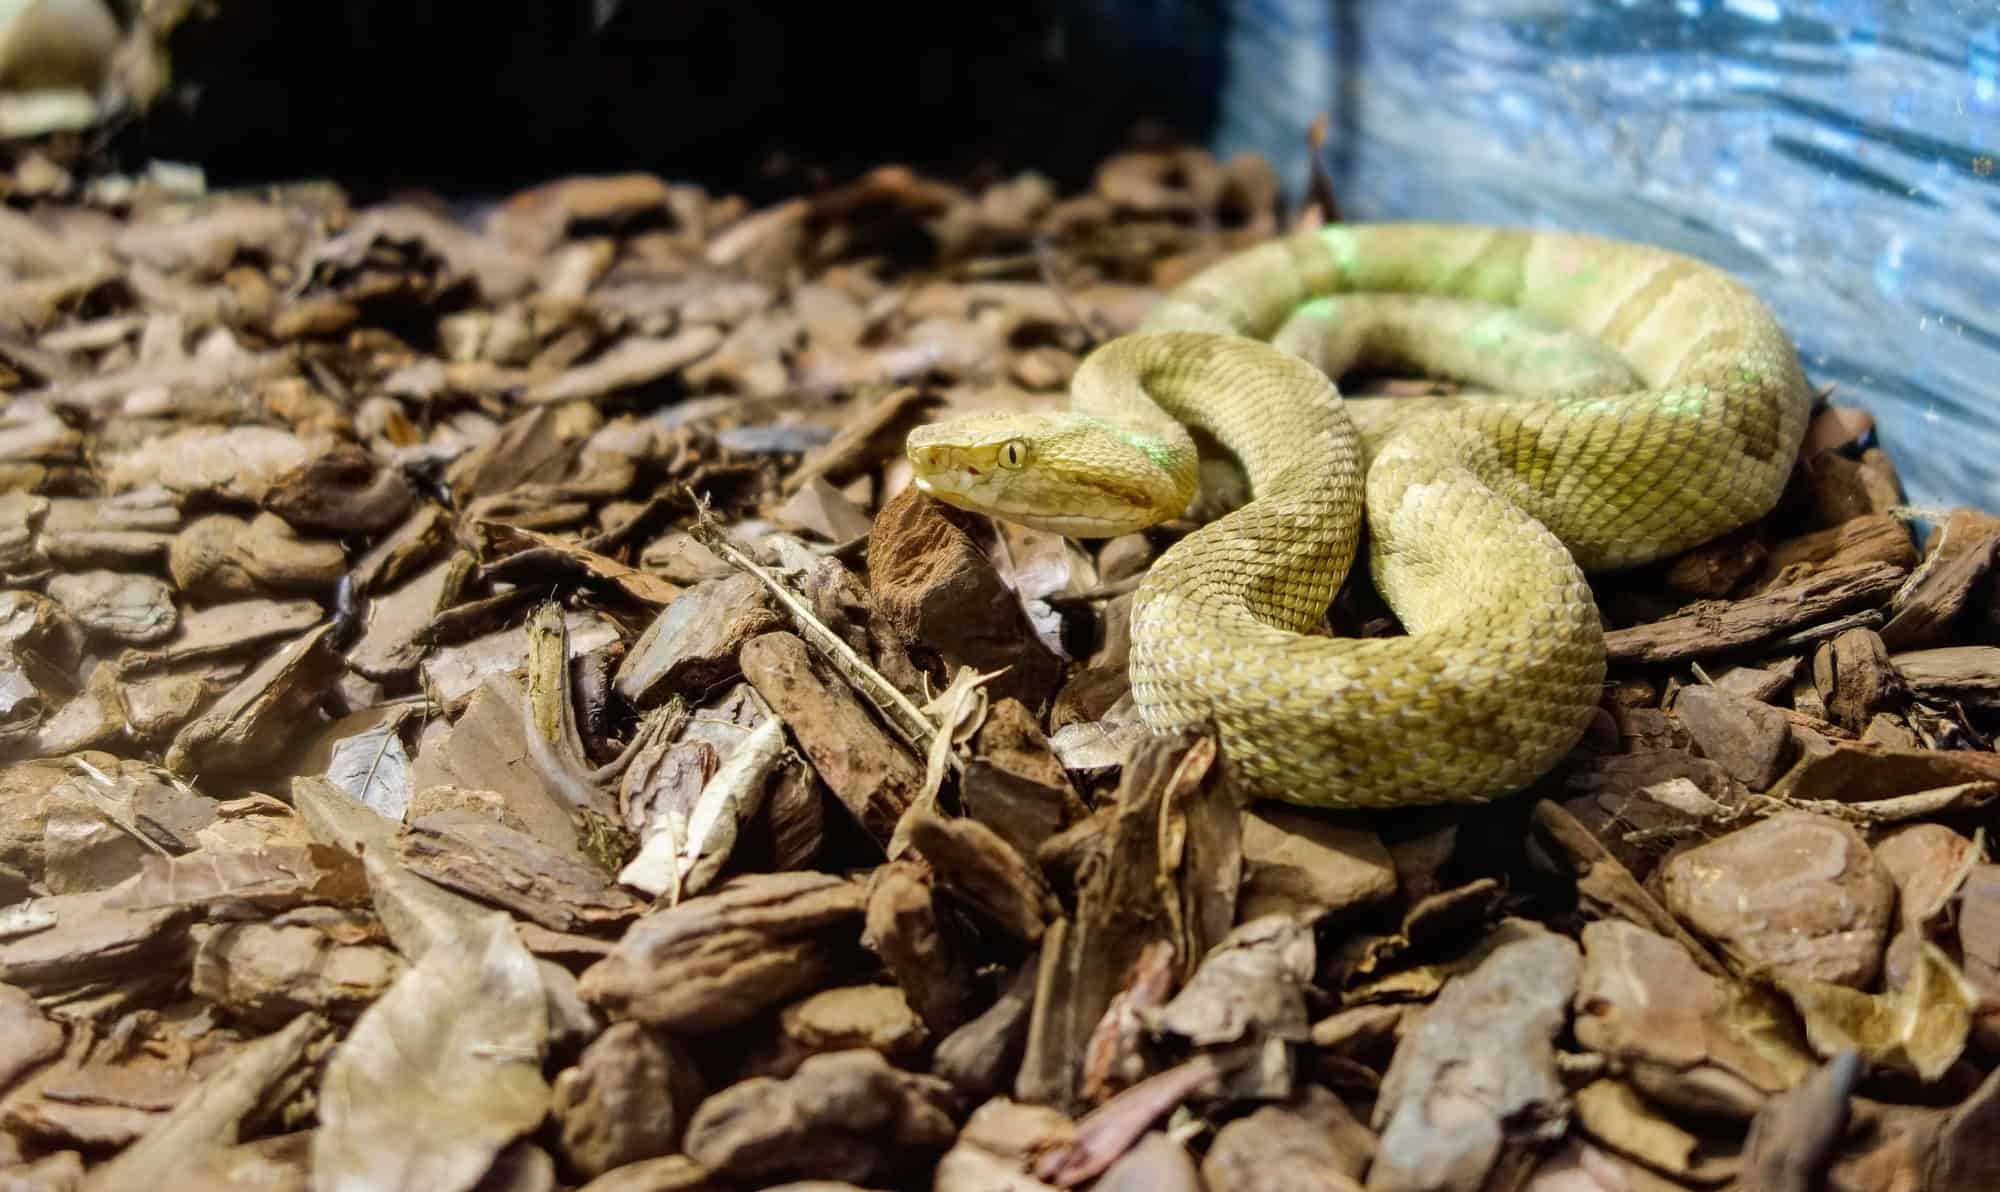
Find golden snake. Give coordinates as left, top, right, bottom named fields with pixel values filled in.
left=907, top=224, right=1812, bottom=807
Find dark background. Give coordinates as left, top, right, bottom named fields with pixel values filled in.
left=120, top=0, right=1230, bottom=200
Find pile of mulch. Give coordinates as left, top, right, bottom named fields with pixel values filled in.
left=1, top=142, right=1998, bottom=1192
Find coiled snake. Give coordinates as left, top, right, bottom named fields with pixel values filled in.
left=907, top=225, right=1812, bottom=808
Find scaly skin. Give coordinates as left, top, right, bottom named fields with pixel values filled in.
left=908, top=224, right=1813, bottom=807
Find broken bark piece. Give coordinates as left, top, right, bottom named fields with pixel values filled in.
left=1238, top=807, right=1397, bottom=924
left=1882, top=507, right=2000, bottom=649
left=490, top=172, right=687, bottom=254
left=4, top=1024, right=197, bottom=1155
left=30, top=661, right=127, bottom=756
left=406, top=675, right=582, bottom=853
left=80, top=1012, right=331, bottom=1192
left=1759, top=513, right=1916, bottom=587
left=1822, top=1100, right=1947, bottom=1192
left=775, top=984, right=930, bottom=1073
left=1369, top=924, right=1580, bottom=1192
left=1879, top=842, right=1965, bottom=1007
left=349, top=504, right=451, bottom=594
left=868, top=486, right=1062, bottom=710
left=1095, top=1132, right=1203, bottom=1192
left=118, top=598, right=323, bottom=673
left=1806, top=451, right=1900, bottom=528
left=572, top=1155, right=721, bottom=1192
left=1775, top=741, right=2000, bottom=802
left=642, top=528, right=736, bottom=587
left=0, top=589, right=84, bottom=674
left=1077, top=938, right=1178, bottom=1105
left=579, top=871, right=865, bottom=1030
left=681, top=1049, right=955, bottom=1186
left=37, top=487, right=179, bottom=569
left=1671, top=684, right=1794, bottom=791
left=775, top=476, right=875, bottom=543
left=1932, top=1057, right=2000, bottom=1189
left=1200, top=1086, right=1372, bottom=1192
left=614, top=573, right=779, bottom=707
left=1325, top=877, right=1510, bottom=998
left=551, top=1022, right=706, bottom=1180
left=1813, top=626, right=1902, bottom=732
left=0, top=883, right=192, bottom=1000
left=1861, top=712, right=1920, bottom=749
left=1956, top=865, right=2000, bottom=1052
left=1017, top=733, right=1221, bottom=1108
left=1573, top=919, right=1812, bottom=1120
left=1891, top=645, right=2000, bottom=709
left=864, top=856, right=980, bottom=1032
left=1664, top=526, right=1767, bottom=597
left=261, top=440, right=413, bottom=533
left=1659, top=811, right=1895, bottom=987
left=1148, top=915, right=1313, bottom=1099
left=932, top=958, right=1038, bottom=1102
left=739, top=630, right=921, bottom=846
left=445, top=403, right=594, bottom=503
left=44, top=569, right=177, bottom=644
left=165, top=624, right=346, bottom=781
left=800, top=552, right=932, bottom=703
left=345, top=555, right=473, bottom=680
left=1571, top=1078, right=1719, bottom=1183
left=476, top=521, right=682, bottom=607
left=167, top=514, right=261, bottom=601
left=1713, top=661, right=1795, bottom=702
left=38, top=799, right=152, bottom=895
left=961, top=697, right=1085, bottom=862
left=102, top=424, right=313, bottom=505
left=191, top=919, right=404, bottom=1026
left=524, top=328, right=723, bottom=405
left=399, top=810, right=644, bottom=934
left=1605, top=561, right=1905, bottom=664
left=121, top=662, right=243, bottom=745
left=1564, top=746, right=1744, bottom=811
left=1876, top=823, right=1978, bottom=936
left=0, top=981, right=65, bottom=1091
left=1529, top=800, right=1729, bottom=977
left=36, top=528, right=171, bottom=573
left=232, top=512, right=348, bottom=596
left=904, top=806, right=1057, bottom=945
left=107, top=841, right=368, bottom=915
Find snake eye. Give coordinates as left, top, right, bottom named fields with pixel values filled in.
left=999, top=439, right=1029, bottom=469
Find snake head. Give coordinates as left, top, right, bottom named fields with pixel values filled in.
left=907, top=410, right=1191, bottom=538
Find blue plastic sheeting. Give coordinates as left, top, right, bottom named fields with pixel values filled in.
left=1079, top=0, right=1999, bottom=510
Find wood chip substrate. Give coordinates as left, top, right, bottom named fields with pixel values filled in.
left=2, top=146, right=1999, bottom=1191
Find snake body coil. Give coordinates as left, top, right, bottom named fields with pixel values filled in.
left=908, top=224, right=1812, bottom=808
